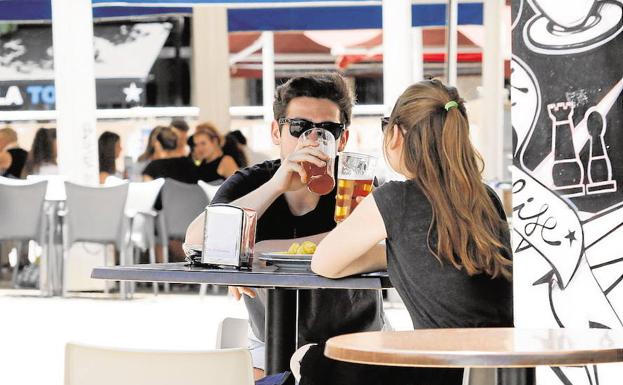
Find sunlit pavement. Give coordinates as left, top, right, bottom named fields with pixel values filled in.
left=0, top=288, right=411, bottom=385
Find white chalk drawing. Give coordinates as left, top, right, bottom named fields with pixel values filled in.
left=512, top=0, right=525, bottom=31
left=519, top=77, right=623, bottom=207
left=523, top=0, right=623, bottom=55
left=511, top=56, right=541, bottom=159
left=513, top=1, right=623, bottom=384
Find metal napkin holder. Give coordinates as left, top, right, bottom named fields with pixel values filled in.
left=199, top=204, right=257, bottom=269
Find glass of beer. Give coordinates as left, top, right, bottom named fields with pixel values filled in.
left=299, top=128, right=336, bottom=195
left=334, top=152, right=377, bottom=223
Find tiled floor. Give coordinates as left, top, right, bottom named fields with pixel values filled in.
left=0, top=286, right=410, bottom=385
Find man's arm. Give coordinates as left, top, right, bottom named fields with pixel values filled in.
left=185, top=140, right=328, bottom=245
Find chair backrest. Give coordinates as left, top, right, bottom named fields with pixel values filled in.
left=197, top=180, right=221, bottom=202
left=216, top=317, right=249, bottom=349
left=27, top=174, right=67, bottom=201
left=126, top=178, right=165, bottom=217
left=64, top=343, right=254, bottom=385
left=0, top=180, right=47, bottom=241
left=160, top=178, right=209, bottom=239
left=64, top=182, right=129, bottom=249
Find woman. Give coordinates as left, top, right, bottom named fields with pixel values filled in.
left=308, top=79, right=513, bottom=385
left=98, top=131, right=122, bottom=184
left=222, top=130, right=249, bottom=168
left=22, top=128, right=58, bottom=177
left=194, top=122, right=239, bottom=182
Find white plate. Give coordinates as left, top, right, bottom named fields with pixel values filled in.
left=260, top=252, right=313, bottom=260
left=259, top=252, right=312, bottom=270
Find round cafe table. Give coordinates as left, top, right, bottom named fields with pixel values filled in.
left=325, top=328, right=623, bottom=385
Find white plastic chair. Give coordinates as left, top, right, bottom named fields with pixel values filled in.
left=62, top=182, right=130, bottom=298
left=0, top=177, right=48, bottom=290
left=26, top=174, right=67, bottom=201
left=125, top=178, right=165, bottom=294
left=198, top=180, right=222, bottom=202
left=216, top=317, right=249, bottom=349
left=64, top=343, right=254, bottom=385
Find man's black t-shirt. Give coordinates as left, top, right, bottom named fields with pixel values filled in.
left=3, top=148, right=27, bottom=178
left=212, top=159, right=385, bottom=346
left=142, top=156, right=200, bottom=184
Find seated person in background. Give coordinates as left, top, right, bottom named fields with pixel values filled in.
left=170, top=119, right=190, bottom=157
left=185, top=73, right=386, bottom=380
left=135, top=126, right=166, bottom=177
left=22, top=128, right=58, bottom=177
left=0, top=127, right=28, bottom=179
left=142, top=126, right=197, bottom=184
left=309, top=79, right=513, bottom=385
left=187, top=134, right=200, bottom=166
left=222, top=130, right=249, bottom=168
left=98, top=131, right=122, bottom=184
left=194, top=123, right=239, bottom=182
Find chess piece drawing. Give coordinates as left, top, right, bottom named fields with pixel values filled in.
left=584, top=108, right=617, bottom=195
left=548, top=102, right=585, bottom=197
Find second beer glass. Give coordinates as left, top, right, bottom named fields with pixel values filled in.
left=334, top=152, right=376, bottom=223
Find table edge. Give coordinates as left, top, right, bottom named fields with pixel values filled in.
left=91, top=263, right=392, bottom=290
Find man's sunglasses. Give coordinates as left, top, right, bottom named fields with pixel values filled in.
left=278, top=118, right=345, bottom=139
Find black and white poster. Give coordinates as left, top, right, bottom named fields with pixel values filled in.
left=0, top=22, right=170, bottom=110
left=512, top=1, right=623, bottom=383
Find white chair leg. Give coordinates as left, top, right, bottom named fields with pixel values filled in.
left=119, top=247, right=130, bottom=300
left=149, top=245, right=158, bottom=295
left=11, top=243, right=22, bottom=289
left=162, top=243, right=170, bottom=293
left=199, top=284, right=207, bottom=296
left=61, top=235, right=69, bottom=298
left=462, top=368, right=470, bottom=385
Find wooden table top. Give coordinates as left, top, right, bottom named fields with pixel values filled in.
left=325, top=328, right=623, bottom=368
left=91, top=262, right=392, bottom=290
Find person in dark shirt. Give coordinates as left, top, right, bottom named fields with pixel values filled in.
left=0, top=127, right=28, bottom=179
left=170, top=118, right=190, bottom=157
left=142, top=126, right=197, bottom=183
left=185, top=73, right=386, bottom=381
left=311, top=79, right=513, bottom=385
left=193, top=124, right=239, bottom=182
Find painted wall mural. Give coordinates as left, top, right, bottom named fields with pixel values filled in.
left=512, top=0, right=623, bottom=384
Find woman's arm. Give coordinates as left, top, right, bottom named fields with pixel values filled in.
left=218, top=155, right=239, bottom=178
left=311, top=194, right=388, bottom=278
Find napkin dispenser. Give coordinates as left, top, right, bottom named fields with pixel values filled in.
left=202, top=204, right=257, bottom=269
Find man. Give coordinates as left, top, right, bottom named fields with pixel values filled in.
left=170, top=119, right=190, bottom=157
left=185, top=73, right=385, bottom=379
left=0, top=127, right=28, bottom=178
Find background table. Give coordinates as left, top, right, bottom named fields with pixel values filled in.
left=92, top=262, right=391, bottom=382
left=325, top=328, right=623, bottom=385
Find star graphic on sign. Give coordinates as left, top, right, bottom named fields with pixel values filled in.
left=564, top=230, right=577, bottom=247
left=123, top=82, right=143, bottom=103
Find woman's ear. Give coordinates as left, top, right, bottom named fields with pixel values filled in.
left=388, top=124, right=403, bottom=150
left=271, top=120, right=281, bottom=145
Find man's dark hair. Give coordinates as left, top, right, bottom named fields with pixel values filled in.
left=187, top=134, right=195, bottom=152
left=273, top=72, right=355, bottom=127
left=170, top=119, right=190, bottom=132
left=157, top=126, right=178, bottom=151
